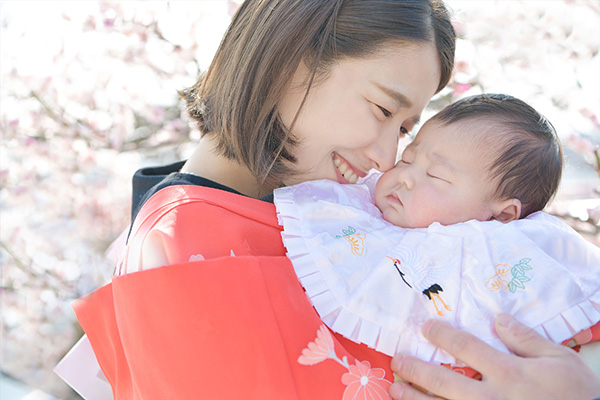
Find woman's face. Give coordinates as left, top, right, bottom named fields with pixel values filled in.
left=278, top=43, right=441, bottom=186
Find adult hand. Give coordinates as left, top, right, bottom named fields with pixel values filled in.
left=389, top=313, right=600, bottom=400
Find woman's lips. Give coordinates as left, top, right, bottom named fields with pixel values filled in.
left=333, top=154, right=366, bottom=184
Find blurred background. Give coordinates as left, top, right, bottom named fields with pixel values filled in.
left=1, top=0, right=598, bottom=398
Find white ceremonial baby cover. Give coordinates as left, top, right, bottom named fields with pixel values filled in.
left=273, top=177, right=600, bottom=364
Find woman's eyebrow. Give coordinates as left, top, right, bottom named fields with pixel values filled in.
left=373, top=81, right=413, bottom=109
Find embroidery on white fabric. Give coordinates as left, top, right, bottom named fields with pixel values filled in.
left=386, top=256, right=452, bottom=317
left=336, top=226, right=366, bottom=256
left=485, top=258, right=533, bottom=294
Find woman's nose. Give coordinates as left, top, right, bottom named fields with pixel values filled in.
left=367, top=128, right=399, bottom=172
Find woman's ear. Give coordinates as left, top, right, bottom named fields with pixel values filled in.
left=492, top=198, right=522, bottom=223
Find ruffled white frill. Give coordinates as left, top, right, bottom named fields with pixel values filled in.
left=274, top=179, right=600, bottom=364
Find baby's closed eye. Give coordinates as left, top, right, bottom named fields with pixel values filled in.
left=427, top=171, right=451, bottom=183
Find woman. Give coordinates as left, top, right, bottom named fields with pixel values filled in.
left=73, top=0, right=600, bottom=399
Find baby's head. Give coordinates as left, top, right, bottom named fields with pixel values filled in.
left=374, top=93, right=563, bottom=228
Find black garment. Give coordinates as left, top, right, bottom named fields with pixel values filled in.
left=130, top=160, right=273, bottom=225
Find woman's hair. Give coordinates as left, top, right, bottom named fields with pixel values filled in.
left=430, top=93, right=563, bottom=218
left=181, top=0, right=456, bottom=188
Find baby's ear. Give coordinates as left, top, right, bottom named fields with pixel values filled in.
left=492, top=198, right=522, bottom=223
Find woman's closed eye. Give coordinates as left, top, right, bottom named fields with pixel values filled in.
left=377, top=105, right=393, bottom=118
left=376, top=105, right=409, bottom=136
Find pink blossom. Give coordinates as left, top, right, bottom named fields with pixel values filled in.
left=451, top=83, right=472, bottom=97
left=341, top=360, right=392, bottom=400
left=298, top=324, right=336, bottom=365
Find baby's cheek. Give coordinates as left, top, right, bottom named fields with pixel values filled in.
left=410, top=193, right=446, bottom=226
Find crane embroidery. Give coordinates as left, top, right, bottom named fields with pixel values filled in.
left=336, top=226, right=366, bottom=256
left=387, top=256, right=452, bottom=317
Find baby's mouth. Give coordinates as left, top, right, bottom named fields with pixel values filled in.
left=333, top=154, right=361, bottom=184
left=388, top=192, right=403, bottom=207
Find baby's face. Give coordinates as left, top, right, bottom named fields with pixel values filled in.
left=374, top=120, right=499, bottom=228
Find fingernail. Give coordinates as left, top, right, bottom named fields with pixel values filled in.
left=389, top=383, right=404, bottom=397
left=496, top=313, right=515, bottom=328
left=391, top=355, right=403, bottom=372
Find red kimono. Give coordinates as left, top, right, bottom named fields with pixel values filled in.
left=73, top=185, right=600, bottom=399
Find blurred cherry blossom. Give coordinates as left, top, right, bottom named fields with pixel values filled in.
left=1, top=1, right=232, bottom=397
left=0, top=1, right=598, bottom=398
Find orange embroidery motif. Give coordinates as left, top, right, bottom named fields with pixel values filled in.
left=485, top=264, right=511, bottom=293
left=336, top=226, right=366, bottom=256
left=298, top=325, right=392, bottom=400
left=485, top=259, right=533, bottom=294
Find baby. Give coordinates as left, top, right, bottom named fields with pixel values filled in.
left=274, top=94, right=600, bottom=371
left=374, top=93, right=561, bottom=228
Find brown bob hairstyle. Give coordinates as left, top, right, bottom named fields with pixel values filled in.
left=181, top=0, right=456, bottom=188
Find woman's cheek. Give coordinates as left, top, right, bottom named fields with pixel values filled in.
left=340, top=110, right=380, bottom=148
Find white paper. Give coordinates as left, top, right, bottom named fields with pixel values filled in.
left=54, top=335, right=113, bottom=400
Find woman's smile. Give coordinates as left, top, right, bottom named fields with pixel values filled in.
left=333, top=153, right=366, bottom=184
